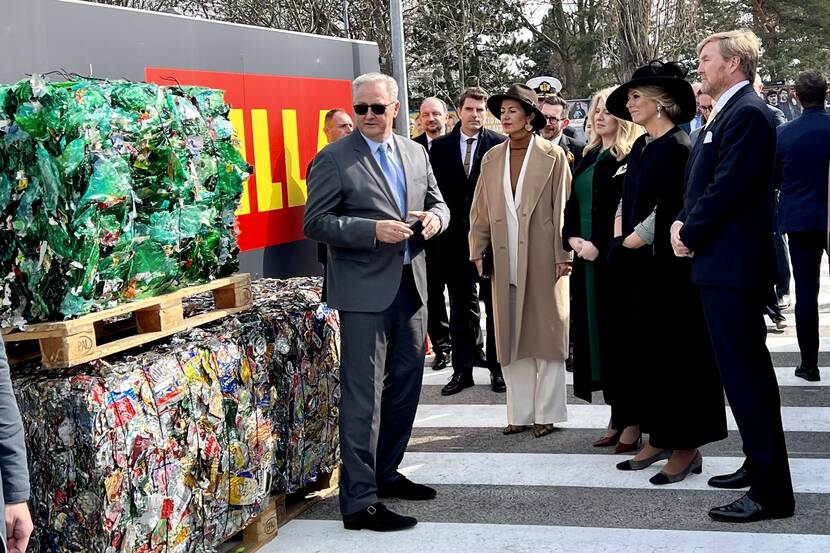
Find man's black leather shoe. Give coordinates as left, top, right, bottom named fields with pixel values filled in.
left=441, top=373, right=474, bottom=395
left=708, top=467, right=751, bottom=489
left=343, top=502, right=418, bottom=531
left=378, top=476, right=437, bottom=500
left=432, top=351, right=450, bottom=371
left=491, top=372, right=506, bottom=393
left=708, top=494, right=794, bottom=523
left=795, top=365, right=820, bottom=382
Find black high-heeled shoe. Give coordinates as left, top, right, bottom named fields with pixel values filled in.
left=649, top=451, right=703, bottom=485
left=593, top=429, right=623, bottom=447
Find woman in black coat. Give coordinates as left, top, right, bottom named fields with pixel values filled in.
left=563, top=87, right=642, bottom=447
left=605, top=61, right=727, bottom=484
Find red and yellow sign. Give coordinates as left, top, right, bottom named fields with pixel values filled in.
left=145, top=68, right=352, bottom=251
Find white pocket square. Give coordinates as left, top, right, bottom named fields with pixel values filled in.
left=613, top=164, right=628, bottom=177
left=703, top=131, right=713, bottom=144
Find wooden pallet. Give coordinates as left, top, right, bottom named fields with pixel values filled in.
left=237, top=468, right=340, bottom=553
left=1, top=274, right=252, bottom=369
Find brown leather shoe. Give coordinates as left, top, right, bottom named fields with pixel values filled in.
left=502, top=424, right=529, bottom=435
left=533, top=423, right=556, bottom=438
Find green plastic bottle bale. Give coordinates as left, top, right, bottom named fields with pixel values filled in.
left=0, top=75, right=247, bottom=325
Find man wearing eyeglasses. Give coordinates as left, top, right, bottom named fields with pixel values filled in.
left=304, top=72, right=449, bottom=532
left=690, top=93, right=714, bottom=145
left=540, top=95, right=585, bottom=170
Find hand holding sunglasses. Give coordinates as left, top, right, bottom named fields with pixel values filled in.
left=353, top=101, right=396, bottom=115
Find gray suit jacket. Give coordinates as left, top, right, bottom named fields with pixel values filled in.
left=304, top=131, right=450, bottom=312
left=0, top=340, right=30, bottom=543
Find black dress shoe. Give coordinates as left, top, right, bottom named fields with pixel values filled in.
left=708, top=494, right=794, bottom=523
left=441, top=373, right=474, bottom=395
left=795, top=365, right=821, bottom=382
left=708, top=467, right=751, bottom=489
left=343, top=502, right=418, bottom=531
left=432, top=351, right=450, bottom=371
left=491, top=372, right=506, bottom=393
left=378, top=476, right=437, bottom=500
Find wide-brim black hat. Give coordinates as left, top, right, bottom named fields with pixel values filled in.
left=487, top=83, right=546, bottom=132
left=606, top=61, right=697, bottom=124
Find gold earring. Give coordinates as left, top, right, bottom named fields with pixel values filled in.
left=657, top=106, right=663, bottom=119
left=524, top=122, right=533, bottom=131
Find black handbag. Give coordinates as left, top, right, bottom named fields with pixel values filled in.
left=481, top=245, right=494, bottom=278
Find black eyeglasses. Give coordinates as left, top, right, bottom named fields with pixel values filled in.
left=353, top=102, right=396, bottom=115
left=545, top=116, right=566, bottom=123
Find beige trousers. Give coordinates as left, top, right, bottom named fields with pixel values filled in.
left=504, top=285, right=568, bottom=425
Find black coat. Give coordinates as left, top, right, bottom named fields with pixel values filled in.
left=558, top=134, right=586, bottom=172
left=562, top=147, right=627, bottom=402
left=413, top=132, right=430, bottom=150
left=429, top=123, right=506, bottom=264
left=678, top=83, right=777, bottom=291
left=613, top=128, right=726, bottom=448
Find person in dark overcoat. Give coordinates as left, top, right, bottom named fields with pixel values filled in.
left=605, top=61, right=728, bottom=484
left=562, top=86, right=640, bottom=447
left=671, top=30, right=794, bottom=522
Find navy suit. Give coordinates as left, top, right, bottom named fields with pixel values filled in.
left=678, top=83, right=794, bottom=510
left=777, top=107, right=830, bottom=370
left=414, top=132, right=451, bottom=357
left=429, top=124, right=506, bottom=376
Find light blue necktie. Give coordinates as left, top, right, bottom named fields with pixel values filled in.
left=376, top=142, right=411, bottom=264
left=377, top=142, right=407, bottom=217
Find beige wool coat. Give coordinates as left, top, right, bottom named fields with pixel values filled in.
left=469, top=136, right=573, bottom=366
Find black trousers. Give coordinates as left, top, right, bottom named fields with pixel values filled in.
left=337, top=268, right=426, bottom=515
left=445, top=258, right=500, bottom=377
left=425, top=240, right=451, bottom=355
left=698, top=285, right=794, bottom=509
left=787, top=230, right=829, bottom=368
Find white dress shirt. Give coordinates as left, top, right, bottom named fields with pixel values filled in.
left=713, top=80, right=750, bottom=118
left=460, top=129, right=480, bottom=167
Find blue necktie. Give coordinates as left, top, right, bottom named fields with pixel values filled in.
left=376, top=142, right=410, bottom=263
left=377, top=143, right=407, bottom=217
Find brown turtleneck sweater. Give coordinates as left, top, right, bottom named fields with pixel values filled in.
left=508, top=132, right=532, bottom=196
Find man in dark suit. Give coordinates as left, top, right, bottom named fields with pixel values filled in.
left=671, top=30, right=795, bottom=523
left=429, top=87, right=507, bottom=395
left=540, top=95, right=585, bottom=170
left=778, top=88, right=801, bottom=121
left=413, top=97, right=452, bottom=371
left=304, top=73, right=449, bottom=531
left=777, top=70, right=830, bottom=382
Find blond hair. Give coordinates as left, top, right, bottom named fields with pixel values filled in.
left=630, top=85, right=682, bottom=122
left=583, top=87, right=643, bottom=161
left=697, top=29, right=761, bottom=82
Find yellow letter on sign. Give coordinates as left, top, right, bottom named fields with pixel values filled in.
left=283, top=109, right=308, bottom=208
left=251, top=109, right=283, bottom=212
left=229, top=109, right=250, bottom=216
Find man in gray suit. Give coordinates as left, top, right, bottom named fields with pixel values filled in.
left=304, top=72, right=450, bottom=532
left=0, top=341, right=33, bottom=553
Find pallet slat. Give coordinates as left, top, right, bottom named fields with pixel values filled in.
left=232, top=467, right=340, bottom=553
left=2, top=274, right=252, bottom=368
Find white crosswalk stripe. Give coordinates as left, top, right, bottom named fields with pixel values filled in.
left=413, top=404, right=830, bottom=432
left=275, top=521, right=830, bottom=553
left=398, top=452, right=830, bottom=493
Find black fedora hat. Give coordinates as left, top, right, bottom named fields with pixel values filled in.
left=606, top=61, right=697, bottom=124
left=487, top=83, right=546, bottom=132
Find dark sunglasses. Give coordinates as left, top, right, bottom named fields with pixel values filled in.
left=353, top=102, right=396, bottom=115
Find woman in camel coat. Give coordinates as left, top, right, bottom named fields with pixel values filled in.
left=469, top=83, right=573, bottom=437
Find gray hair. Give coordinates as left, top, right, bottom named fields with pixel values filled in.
left=352, top=72, right=399, bottom=101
